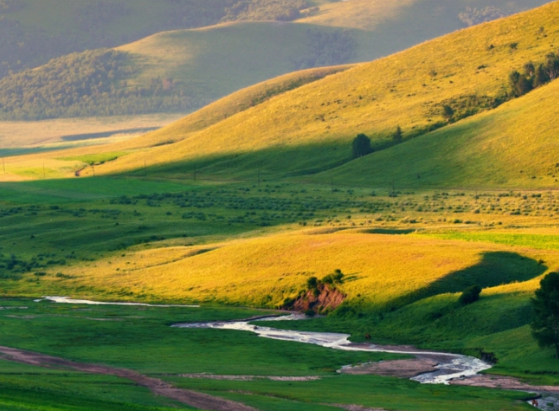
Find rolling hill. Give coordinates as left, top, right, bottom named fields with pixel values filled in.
left=3, top=3, right=559, bottom=392
left=0, top=0, right=333, bottom=79
left=0, top=0, right=554, bottom=121
left=33, top=0, right=556, bottom=190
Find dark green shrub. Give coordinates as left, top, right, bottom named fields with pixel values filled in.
left=459, top=285, right=482, bottom=305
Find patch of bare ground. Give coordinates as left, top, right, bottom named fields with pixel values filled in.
left=340, top=358, right=438, bottom=378
left=449, top=374, right=559, bottom=393
left=0, top=346, right=257, bottom=411
left=286, top=284, right=346, bottom=313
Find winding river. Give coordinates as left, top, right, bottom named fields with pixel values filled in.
left=40, top=298, right=551, bottom=408
left=172, top=314, right=492, bottom=385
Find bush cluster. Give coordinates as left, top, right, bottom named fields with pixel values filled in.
left=509, top=53, right=559, bottom=97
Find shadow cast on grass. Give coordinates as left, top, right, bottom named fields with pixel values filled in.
left=387, top=251, right=546, bottom=310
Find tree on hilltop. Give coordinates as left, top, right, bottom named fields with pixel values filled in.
left=531, top=272, right=559, bottom=359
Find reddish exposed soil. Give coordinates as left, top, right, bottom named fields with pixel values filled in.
left=0, top=345, right=256, bottom=411
left=290, top=284, right=345, bottom=312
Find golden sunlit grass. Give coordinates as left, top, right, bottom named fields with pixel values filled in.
left=36, top=229, right=556, bottom=308
left=53, top=1, right=559, bottom=187
left=5, top=2, right=559, bottom=187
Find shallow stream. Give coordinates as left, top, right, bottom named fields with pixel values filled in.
left=173, top=314, right=492, bottom=385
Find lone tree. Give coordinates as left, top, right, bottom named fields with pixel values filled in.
left=352, top=133, right=372, bottom=158
left=392, top=126, right=403, bottom=143
left=531, top=272, right=559, bottom=359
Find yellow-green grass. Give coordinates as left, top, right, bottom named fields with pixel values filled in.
left=323, top=77, right=559, bottom=189
left=0, top=66, right=349, bottom=180
left=26, top=229, right=555, bottom=309
left=117, top=65, right=352, bottom=150
left=50, top=0, right=559, bottom=186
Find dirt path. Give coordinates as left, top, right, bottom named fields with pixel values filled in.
left=0, top=345, right=257, bottom=411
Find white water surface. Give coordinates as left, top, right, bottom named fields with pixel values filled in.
left=38, top=296, right=199, bottom=308
left=173, top=316, right=491, bottom=384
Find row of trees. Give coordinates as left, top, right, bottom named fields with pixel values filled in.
left=509, top=52, right=559, bottom=97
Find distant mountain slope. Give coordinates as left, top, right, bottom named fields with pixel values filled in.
left=76, top=0, right=559, bottom=189
left=0, top=22, right=360, bottom=121
left=0, top=0, right=553, bottom=121
left=0, top=0, right=331, bottom=79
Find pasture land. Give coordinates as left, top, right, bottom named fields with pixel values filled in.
left=0, top=299, right=534, bottom=411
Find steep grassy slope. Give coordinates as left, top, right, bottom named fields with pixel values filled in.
left=324, top=78, right=559, bottom=189
left=118, top=65, right=351, bottom=150
left=56, top=0, right=558, bottom=190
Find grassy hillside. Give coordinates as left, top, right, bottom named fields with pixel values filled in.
left=0, top=0, right=553, bottom=121
left=40, top=0, right=555, bottom=190
left=325, top=78, right=559, bottom=189
left=0, top=22, right=363, bottom=121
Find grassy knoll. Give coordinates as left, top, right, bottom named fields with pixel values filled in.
left=0, top=0, right=334, bottom=79
left=324, top=77, right=559, bottom=189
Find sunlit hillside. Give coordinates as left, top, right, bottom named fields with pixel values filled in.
left=50, top=0, right=559, bottom=190
left=0, top=0, right=553, bottom=122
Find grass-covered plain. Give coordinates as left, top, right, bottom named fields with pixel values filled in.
left=1, top=175, right=559, bottom=385
left=0, top=298, right=535, bottom=411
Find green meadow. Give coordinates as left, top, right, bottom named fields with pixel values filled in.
left=0, top=299, right=534, bottom=410
left=2, top=2, right=559, bottom=410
